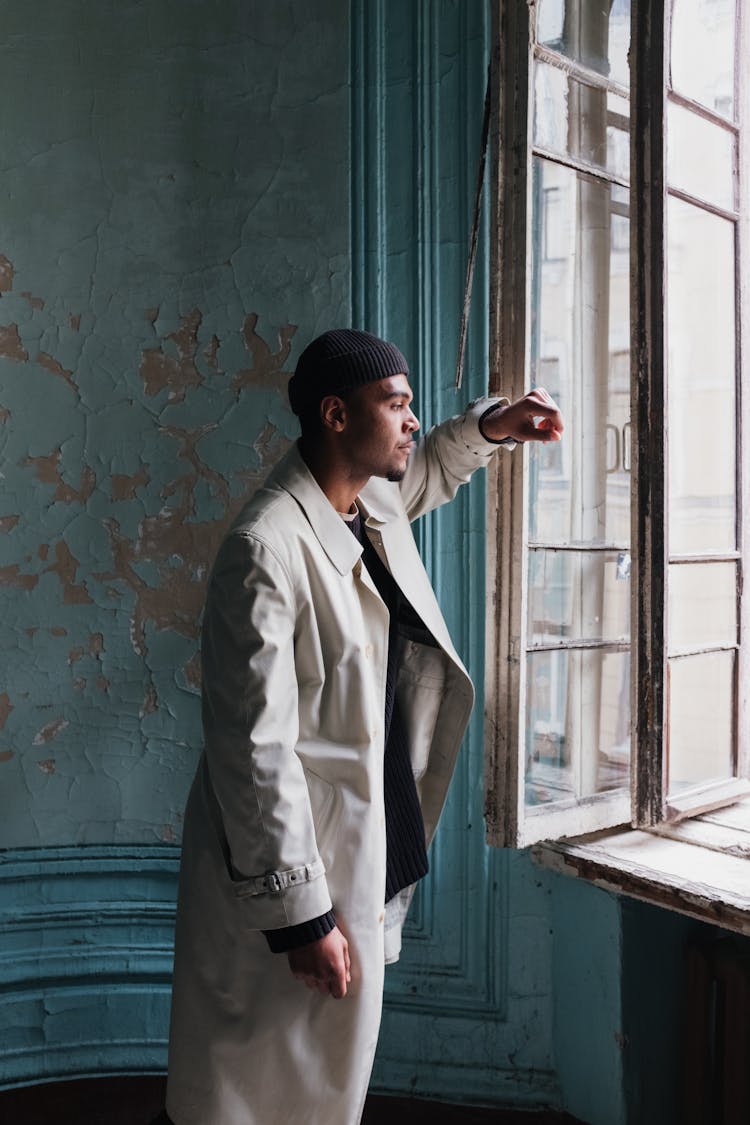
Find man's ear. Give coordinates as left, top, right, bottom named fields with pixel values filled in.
left=319, top=394, right=347, bottom=433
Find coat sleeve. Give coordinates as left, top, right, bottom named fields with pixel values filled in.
left=200, top=530, right=333, bottom=930
left=398, top=395, right=512, bottom=522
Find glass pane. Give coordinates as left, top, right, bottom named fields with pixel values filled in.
left=667, top=101, right=735, bottom=211
left=668, top=651, right=735, bottom=795
left=534, top=63, right=630, bottom=180
left=671, top=0, right=736, bottom=120
left=667, top=198, right=736, bottom=554
left=526, top=649, right=631, bottom=806
left=668, top=561, right=737, bottom=652
left=529, top=158, right=631, bottom=548
left=537, top=0, right=631, bottom=88
left=528, top=549, right=631, bottom=645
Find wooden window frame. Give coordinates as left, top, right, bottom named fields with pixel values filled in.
left=485, top=0, right=749, bottom=849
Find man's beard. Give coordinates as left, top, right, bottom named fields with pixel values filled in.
left=386, top=468, right=406, bottom=482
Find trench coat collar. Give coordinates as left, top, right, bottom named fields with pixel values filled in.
left=266, top=442, right=365, bottom=577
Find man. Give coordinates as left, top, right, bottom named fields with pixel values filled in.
left=165, top=329, right=562, bottom=1125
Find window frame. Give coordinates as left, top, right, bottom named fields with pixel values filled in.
left=484, top=0, right=749, bottom=849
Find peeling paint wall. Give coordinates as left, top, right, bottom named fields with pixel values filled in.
left=0, top=0, right=349, bottom=847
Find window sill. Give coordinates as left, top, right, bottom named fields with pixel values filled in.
left=532, top=796, right=750, bottom=934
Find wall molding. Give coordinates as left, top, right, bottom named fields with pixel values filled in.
left=350, top=0, right=509, bottom=1033
left=0, top=845, right=178, bottom=1087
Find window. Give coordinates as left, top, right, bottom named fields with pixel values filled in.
left=485, top=0, right=748, bottom=847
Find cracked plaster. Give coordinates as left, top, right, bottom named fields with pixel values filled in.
left=0, top=0, right=349, bottom=848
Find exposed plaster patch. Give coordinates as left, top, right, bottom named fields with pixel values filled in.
left=89, top=633, right=104, bottom=656
left=0, top=407, right=9, bottom=423
left=0, top=693, right=14, bottom=729
left=36, top=758, right=57, bottom=774
left=232, top=313, right=296, bottom=396
left=68, top=647, right=84, bottom=665
left=25, top=627, right=38, bottom=637
left=37, top=351, right=77, bottom=393
left=111, top=465, right=150, bottom=500
left=184, top=652, right=201, bottom=691
left=0, top=254, right=14, bottom=293
left=96, top=676, right=110, bottom=693
left=69, top=314, right=81, bottom=332
left=44, top=541, right=93, bottom=604
left=0, top=515, right=20, bottom=533
left=0, top=751, right=14, bottom=764
left=140, top=684, right=158, bottom=717
left=0, top=565, right=38, bottom=590
left=204, top=334, right=221, bottom=372
left=0, top=323, right=29, bottom=362
left=22, top=292, right=44, bottom=310
left=33, top=719, right=68, bottom=746
left=22, top=448, right=95, bottom=504
left=50, top=626, right=68, bottom=637
left=139, top=308, right=203, bottom=402
left=160, top=823, right=178, bottom=843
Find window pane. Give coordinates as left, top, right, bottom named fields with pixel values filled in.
left=668, top=561, right=737, bottom=653
left=529, top=159, right=631, bottom=548
left=528, top=549, right=631, bottom=645
left=526, top=648, right=630, bottom=806
left=537, top=0, right=630, bottom=88
left=671, top=0, right=736, bottom=119
left=667, top=198, right=736, bottom=555
left=534, top=63, right=629, bottom=180
left=667, top=100, right=735, bottom=211
left=668, top=651, right=735, bottom=795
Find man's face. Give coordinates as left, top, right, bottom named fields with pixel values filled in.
left=339, top=374, right=420, bottom=482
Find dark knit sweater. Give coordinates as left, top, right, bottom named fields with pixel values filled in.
left=264, top=511, right=430, bottom=953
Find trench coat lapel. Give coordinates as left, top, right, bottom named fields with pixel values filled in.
left=265, top=443, right=363, bottom=577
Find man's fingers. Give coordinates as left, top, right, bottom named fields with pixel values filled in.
left=287, top=926, right=350, bottom=999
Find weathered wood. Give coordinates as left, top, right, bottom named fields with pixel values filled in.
left=534, top=828, right=750, bottom=936
left=484, top=0, right=532, bottom=847
left=630, top=0, right=667, bottom=827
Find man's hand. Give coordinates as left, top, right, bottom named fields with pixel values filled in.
left=288, top=926, right=351, bottom=999
left=481, top=387, right=564, bottom=444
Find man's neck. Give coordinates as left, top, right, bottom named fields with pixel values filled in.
left=298, top=439, right=369, bottom=514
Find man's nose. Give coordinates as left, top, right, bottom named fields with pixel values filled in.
left=406, top=409, right=420, bottom=432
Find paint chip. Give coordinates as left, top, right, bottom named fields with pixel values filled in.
left=0, top=255, right=14, bottom=293
left=0, top=565, right=38, bottom=590
left=0, top=693, right=13, bottom=729
left=37, top=758, right=56, bottom=774
left=0, top=323, right=28, bottom=362
left=37, top=351, right=76, bottom=392
left=33, top=718, right=68, bottom=745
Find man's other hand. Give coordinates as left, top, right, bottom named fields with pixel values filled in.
left=288, top=926, right=351, bottom=999
left=481, top=387, right=564, bottom=444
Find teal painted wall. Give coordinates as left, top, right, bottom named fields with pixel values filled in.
left=0, top=0, right=350, bottom=1085
left=1, top=1, right=632, bottom=1120
left=0, top=0, right=349, bottom=849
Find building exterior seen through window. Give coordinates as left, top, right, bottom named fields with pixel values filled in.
left=485, top=0, right=746, bottom=846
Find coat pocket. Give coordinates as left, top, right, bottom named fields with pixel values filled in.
left=396, top=640, right=447, bottom=781
left=303, top=764, right=337, bottom=852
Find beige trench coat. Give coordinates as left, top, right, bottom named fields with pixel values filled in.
left=166, top=398, right=504, bottom=1125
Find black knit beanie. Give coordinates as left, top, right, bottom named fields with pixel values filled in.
left=288, top=328, right=409, bottom=416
